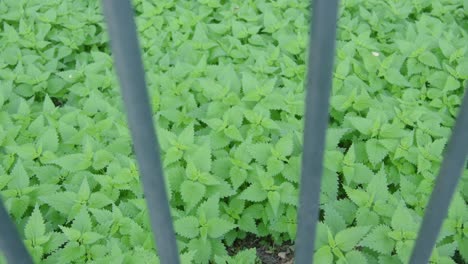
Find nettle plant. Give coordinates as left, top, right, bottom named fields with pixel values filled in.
left=0, top=0, right=467, bottom=263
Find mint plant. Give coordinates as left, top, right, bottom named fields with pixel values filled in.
left=0, top=0, right=467, bottom=263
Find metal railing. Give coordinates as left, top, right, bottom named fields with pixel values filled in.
left=1, top=0, right=467, bottom=263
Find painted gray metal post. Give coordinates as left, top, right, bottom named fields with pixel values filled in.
left=409, top=87, right=468, bottom=264
left=294, top=1, right=340, bottom=264
left=101, top=1, right=180, bottom=263
left=0, top=199, right=33, bottom=264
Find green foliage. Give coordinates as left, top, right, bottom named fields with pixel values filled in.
left=0, top=0, right=466, bottom=263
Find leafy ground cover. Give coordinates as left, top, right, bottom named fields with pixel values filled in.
left=0, top=0, right=467, bottom=263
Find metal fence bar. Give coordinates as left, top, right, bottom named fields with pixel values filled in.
left=0, top=199, right=33, bottom=264
left=294, top=1, right=340, bottom=264
left=409, top=87, right=468, bottom=264
left=101, top=1, right=180, bottom=263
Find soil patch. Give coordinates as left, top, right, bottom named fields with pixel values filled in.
left=227, top=234, right=294, bottom=264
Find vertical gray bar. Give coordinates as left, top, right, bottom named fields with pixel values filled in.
left=101, top=1, right=180, bottom=263
left=0, top=199, right=33, bottom=264
left=409, top=87, right=468, bottom=264
left=294, top=1, right=340, bottom=264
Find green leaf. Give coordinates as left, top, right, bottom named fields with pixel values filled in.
left=180, top=181, right=205, bottom=211
left=89, top=208, right=112, bottom=226
left=188, top=238, right=211, bottom=264
left=261, top=118, right=280, bottom=130
left=0, top=168, right=12, bottom=190
left=199, top=173, right=220, bottom=186
left=238, top=215, right=257, bottom=233
left=198, top=195, right=220, bottom=220
left=324, top=151, right=344, bottom=172
left=366, top=139, right=389, bottom=165
left=378, top=254, right=402, bottom=264
left=7, top=197, right=29, bottom=219
left=72, top=207, right=92, bottom=232
left=50, top=154, right=91, bottom=172
left=347, top=116, right=373, bottom=135
left=181, top=251, right=197, bottom=264
left=37, top=128, right=59, bottom=152
left=418, top=155, right=432, bottom=175
left=241, top=72, right=258, bottom=94
left=396, top=240, right=414, bottom=263
left=60, top=226, right=81, bottom=241
left=344, top=186, right=369, bottom=207
left=457, top=60, right=468, bottom=78
left=224, top=125, right=243, bottom=141
left=343, top=250, right=368, bottom=264
left=53, top=241, right=85, bottom=262
left=439, top=39, right=455, bottom=58
left=275, top=134, right=293, bottom=157
left=352, top=163, right=374, bottom=184
left=42, top=232, right=66, bottom=254
left=204, top=118, right=225, bottom=131
left=25, top=205, right=46, bottom=241
left=239, top=183, right=267, bottom=202
left=444, top=75, right=460, bottom=91
left=326, top=128, right=348, bottom=150
left=279, top=182, right=297, bottom=206
left=188, top=142, right=211, bottom=172
left=367, top=166, right=389, bottom=202
left=247, top=143, right=271, bottom=164
left=418, top=51, right=440, bottom=68
left=458, top=237, right=468, bottom=263
left=335, top=226, right=370, bottom=252
left=229, top=167, right=247, bottom=190
left=178, top=123, right=194, bottom=146
left=164, top=147, right=183, bottom=166
left=157, top=128, right=177, bottom=150
left=385, top=68, right=410, bottom=87
left=448, top=192, right=467, bottom=220
left=7, top=144, right=38, bottom=160
left=360, top=225, right=395, bottom=255
left=335, top=59, right=351, bottom=78
left=315, top=222, right=331, bottom=249
left=283, top=156, right=300, bottom=183
left=88, top=193, right=113, bottom=209
left=207, top=218, right=237, bottom=238
left=174, top=216, right=199, bottom=239
left=391, top=203, right=417, bottom=231
left=40, top=192, right=77, bottom=215
left=81, top=232, right=104, bottom=244
left=356, top=207, right=379, bottom=226
left=262, top=93, right=286, bottom=110
left=8, top=160, right=29, bottom=189
left=231, top=248, right=257, bottom=263
left=320, top=170, right=338, bottom=204
left=313, top=246, right=333, bottom=264
left=324, top=205, right=346, bottom=234
left=92, top=150, right=114, bottom=170
left=266, top=156, right=284, bottom=176
left=267, top=191, right=281, bottom=216
left=78, top=178, right=90, bottom=201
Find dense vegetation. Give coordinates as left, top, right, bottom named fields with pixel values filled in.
left=0, top=0, right=467, bottom=263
